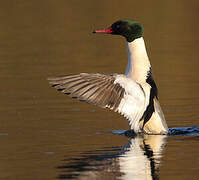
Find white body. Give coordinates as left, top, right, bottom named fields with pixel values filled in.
left=118, top=37, right=168, bottom=134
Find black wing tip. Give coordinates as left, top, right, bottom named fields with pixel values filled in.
left=57, top=88, right=65, bottom=91
left=51, top=84, right=58, bottom=87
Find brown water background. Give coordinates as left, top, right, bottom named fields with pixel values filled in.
left=0, top=1, right=199, bottom=179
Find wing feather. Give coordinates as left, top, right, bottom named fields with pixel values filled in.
left=48, top=73, right=146, bottom=132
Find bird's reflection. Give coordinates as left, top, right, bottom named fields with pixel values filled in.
left=57, top=134, right=167, bottom=179
left=119, top=134, right=166, bottom=180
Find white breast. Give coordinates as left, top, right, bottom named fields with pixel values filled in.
left=114, top=75, right=150, bottom=132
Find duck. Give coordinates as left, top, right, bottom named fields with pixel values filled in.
left=48, top=20, right=168, bottom=135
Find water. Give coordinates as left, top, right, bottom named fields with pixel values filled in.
left=0, top=1, right=199, bottom=179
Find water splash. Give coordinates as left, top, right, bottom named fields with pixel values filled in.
left=112, top=126, right=199, bottom=136
left=168, top=126, right=199, bottom=136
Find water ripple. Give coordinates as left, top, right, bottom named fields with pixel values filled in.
left=112, top=126, right=199, bottom=136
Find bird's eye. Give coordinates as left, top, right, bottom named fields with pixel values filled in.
left=116, top=25, right=120, bottom=29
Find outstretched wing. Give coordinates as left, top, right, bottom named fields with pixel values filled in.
left=48, top=73, right=146, bottom=131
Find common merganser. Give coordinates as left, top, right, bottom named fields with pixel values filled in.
left=48, top=20, right=168, bottom=135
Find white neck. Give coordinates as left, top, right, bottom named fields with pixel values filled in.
left=125, top=37, right=151, bottom=83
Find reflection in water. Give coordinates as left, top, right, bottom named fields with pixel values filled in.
left=57, top=135, right=167, bottom=179
left=119, top=135, right=166, bottom=180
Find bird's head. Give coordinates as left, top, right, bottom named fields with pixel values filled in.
left=93, top=20, right=144, bottom=42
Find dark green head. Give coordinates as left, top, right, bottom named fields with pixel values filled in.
left=93, top=20, right=144, bottom=42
